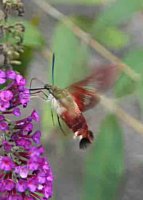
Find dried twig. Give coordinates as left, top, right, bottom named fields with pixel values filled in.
left=100, top=95, right=143, bottom=135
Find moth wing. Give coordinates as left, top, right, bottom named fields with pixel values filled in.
left=67, top=64, right=118, bottom=112
left=67, top=85, right=99, bottom=112
left=70, top=64, right=118, bottom=91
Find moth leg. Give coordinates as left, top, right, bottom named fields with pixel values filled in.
left=50, top=109, right=55, bottom=127
left=31, top=90, right=56, bottom=127
left=30, top=77, right=45, bottom=90
left=57, top=115, right=66, bottom=135
left=30, top=90, right=48, bottom=101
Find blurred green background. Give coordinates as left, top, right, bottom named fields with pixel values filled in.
left=9, top=0, right=143, bottom=199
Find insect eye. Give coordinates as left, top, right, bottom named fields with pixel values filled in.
left=44, top=84, right=48, bottom=89
left=44, top=84, right=51, bottom=90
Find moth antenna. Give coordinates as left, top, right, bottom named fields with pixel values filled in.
left=52, top=53, right=55, bottom=85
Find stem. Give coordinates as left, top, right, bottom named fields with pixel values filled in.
left=32, top=0, right=140, bottom=82
left=100, top=95, right=143, bottom=134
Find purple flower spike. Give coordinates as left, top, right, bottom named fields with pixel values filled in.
left=0, top=70, right=53, bottom=199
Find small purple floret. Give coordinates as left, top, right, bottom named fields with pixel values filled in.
left=13, top=107, right=21, bottom=116
left=6, top=70, right=16, bottom=79
left=0, top=70, right=6, bottom=84
left=2, top=140, right=12, bottom=152
left=3, top=179, right=15, bottom=191
left=16, top=74, right=26, bottom=86
left=15, top=165, right=29, bottom=178
left=16, top=179, right=27, bottom=192
left=31, top=110, right=40, bottom=122
left=0, top=156, right=15, bottom=171
left=32, top=130, right=41, bottom=144
left=27, top=177, right=37, bottom=192
left=0, top=90, right=13, bottom=102
left=0, top=121, right=8, bottom=131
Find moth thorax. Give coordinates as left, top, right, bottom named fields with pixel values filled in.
left=48, top=94, right=66, bottom=115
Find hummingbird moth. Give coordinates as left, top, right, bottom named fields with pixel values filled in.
left=30, top=54, right=118, bottom=149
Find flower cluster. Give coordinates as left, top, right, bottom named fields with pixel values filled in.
left=0, top=70, right=53, bottom=200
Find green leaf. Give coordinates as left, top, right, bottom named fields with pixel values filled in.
left=50, top=22, right=89, bottom=87
left=93, top=0, right=143, bottom=32
left=124, top=49, right=143, bottom=71
left=82, top=114, right=124, bottom=200
left=114, top=49, right=143, bottom=97
left=96, top=26, right=129, bottom=49
left=73, top=16, right=95, bottom=33
left=114, top=74, right=135, bottom=97
left=22, top=20, right=45, bottom=48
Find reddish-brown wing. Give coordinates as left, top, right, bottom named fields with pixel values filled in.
left=67, top=64, right=118, bottom=112
left=68, top=85, right=100, bottom=112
